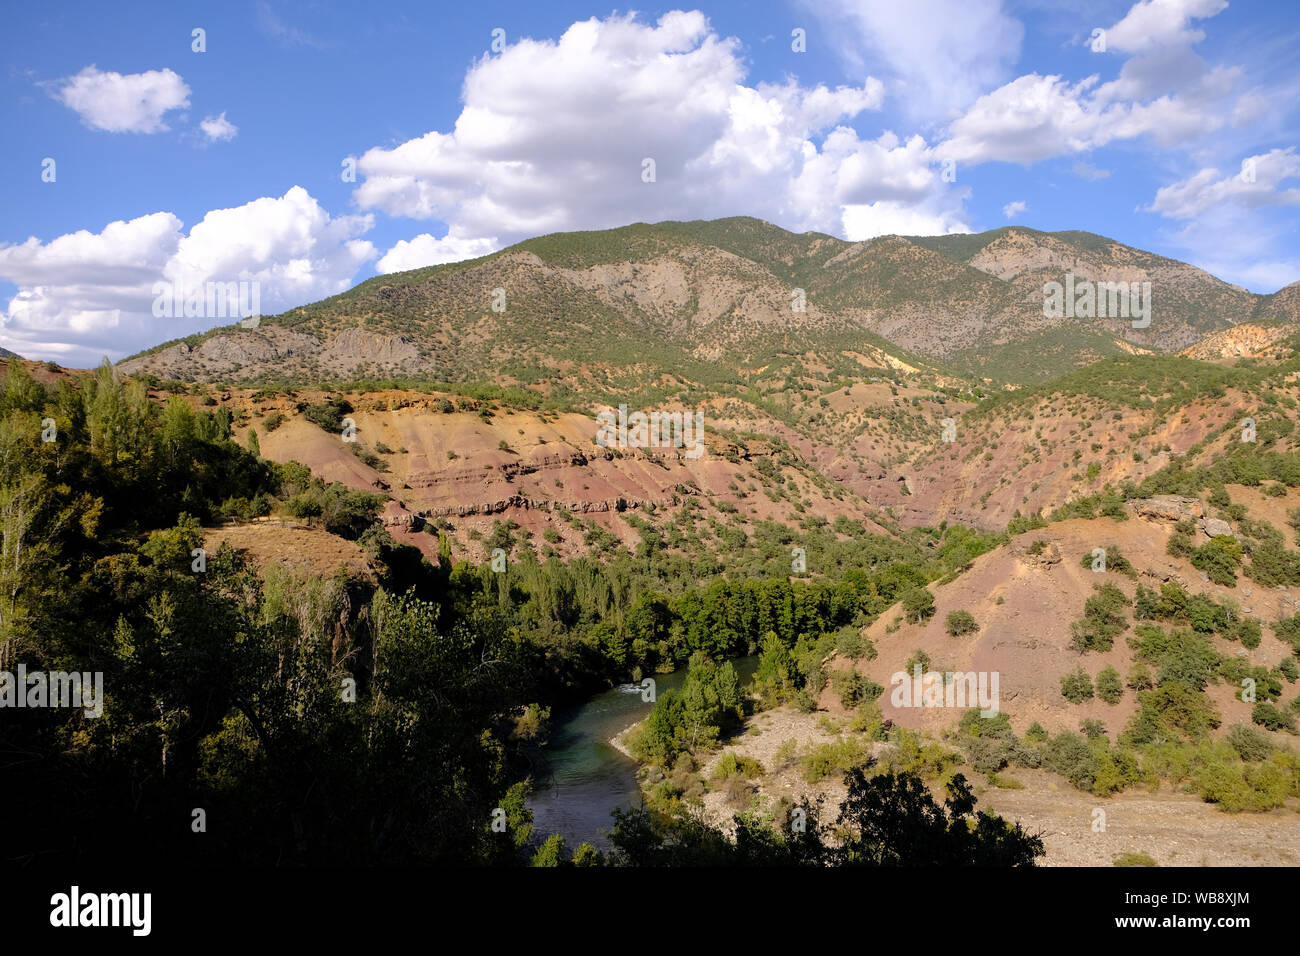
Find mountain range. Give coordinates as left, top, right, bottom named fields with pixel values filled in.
left=119, top=218, right=1300, bottom=390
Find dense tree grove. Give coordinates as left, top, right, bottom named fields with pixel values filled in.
left=1, top=361, right=536, bottom=864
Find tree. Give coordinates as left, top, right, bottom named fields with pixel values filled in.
left=901, top=587, right=935, bottom=624
left=530, top=834, right=567, bottom=867
left=753, top=630, right=798, bottom=705
left=833, top=767, right=1044, bottom=866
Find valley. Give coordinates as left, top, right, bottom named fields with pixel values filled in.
left=7, top=217, right=1300, bottom=868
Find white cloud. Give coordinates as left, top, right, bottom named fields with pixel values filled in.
left=377, top=234, right=500, bottom=273
left=1139, top=148, right=1300, bottom=292
left=1002, top=200, right=1026, bottom=219
left=801, top=0, right=1024, bottom=122
left=1103, top=0, right=1228, bottom=55
left=935, top=69, right=1235, bottom=166
left=353, top=11, right=899, bottom=245
left=1145, top=148, right=1300, bottom=218
left=199, top=112, right=238, bottom=142
left=0, top=188, right=375, bottom=365
left=163, top=187, right=376, bottom=305
left=842, top=201, right=971, bottom=239
left=934, top=0, right=1245, bottom=168
left=938, top=74, right=1107, bottom=165
left=51, top=65, right=190, bottom=133
left=785, top=128, right=969, bottom=235
left=0, top=213, right=181, bottom=287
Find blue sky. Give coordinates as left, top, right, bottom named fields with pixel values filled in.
left=1, top=0, right=1297, bottom=365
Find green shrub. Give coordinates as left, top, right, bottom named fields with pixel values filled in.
left=830, top=670, right=868, bottom=709
left=1061, top=667, right=1094, bottom=704
left=1126, top=663, right=1154, bottom=691
left=1226, top=724, right=1274, bottom=761
left=1128, top=624, right=1220, bottom=691
left=944, top=610, right=978, bottom=637
left=1274, top=612, right=1300, bottom=653
left=1080, top=546, right=1135, bottom=576
left=801, top=737, right=872, bottom=783
left=1123, top=683, right=1220, bottom=745
left=1070, top=582, right=1131, bottom=652
left=1190, top=535, right=1243, bottom=587
left=302, top=396, right=352, bottom=432
left=1114, top=852, right=1158, bottom=867
left=1095, top=665, right=1123, bottom=704
left=1251, top=701, right=1296, bottom=732
left=1228, top=618, right=1262, bottom=649
left=1195, top=752, right=1293, bottom=811
left=712, top=751, right=764, bottom=780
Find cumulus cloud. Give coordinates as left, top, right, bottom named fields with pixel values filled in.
left=938, top=74, right=1107, bottom=165
left=377, top=233, right=500, bottom=273
left=352, top=11, right=923, bottom=247
left=1002, top=200, right=1026, bottom=219
left=842, top=200, right=972, bottom=240
left=0, top=188, right=375, bottom=365
left=933, top=0, right=1246, bottom=168
left=51, top=65, right=190, bottom=133
left=199, top=112, right=238, bottom=142
left=1145, top=148, right=1300, bottom=218
left=801, top=0, right=1024, bottom=122
left=935, top=66, right=1239, bottom=166
left=1102, top=0, right=1228, bottom=55
left=787, top=129, right=969, bottom=235
left=1140, top=149, right=1300, bottom=292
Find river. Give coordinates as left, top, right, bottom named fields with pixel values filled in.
left=527, top=655, right=760, bottom=851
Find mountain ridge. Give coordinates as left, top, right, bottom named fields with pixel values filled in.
left=117, top=217, right=1297, bottom=389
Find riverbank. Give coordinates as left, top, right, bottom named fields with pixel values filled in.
left=611, top=702, right=1300, bottom=865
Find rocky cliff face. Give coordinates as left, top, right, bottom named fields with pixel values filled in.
left=118, top=326, right=428, bottom=381
left=1180, top=324, right=1296, bottom=360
